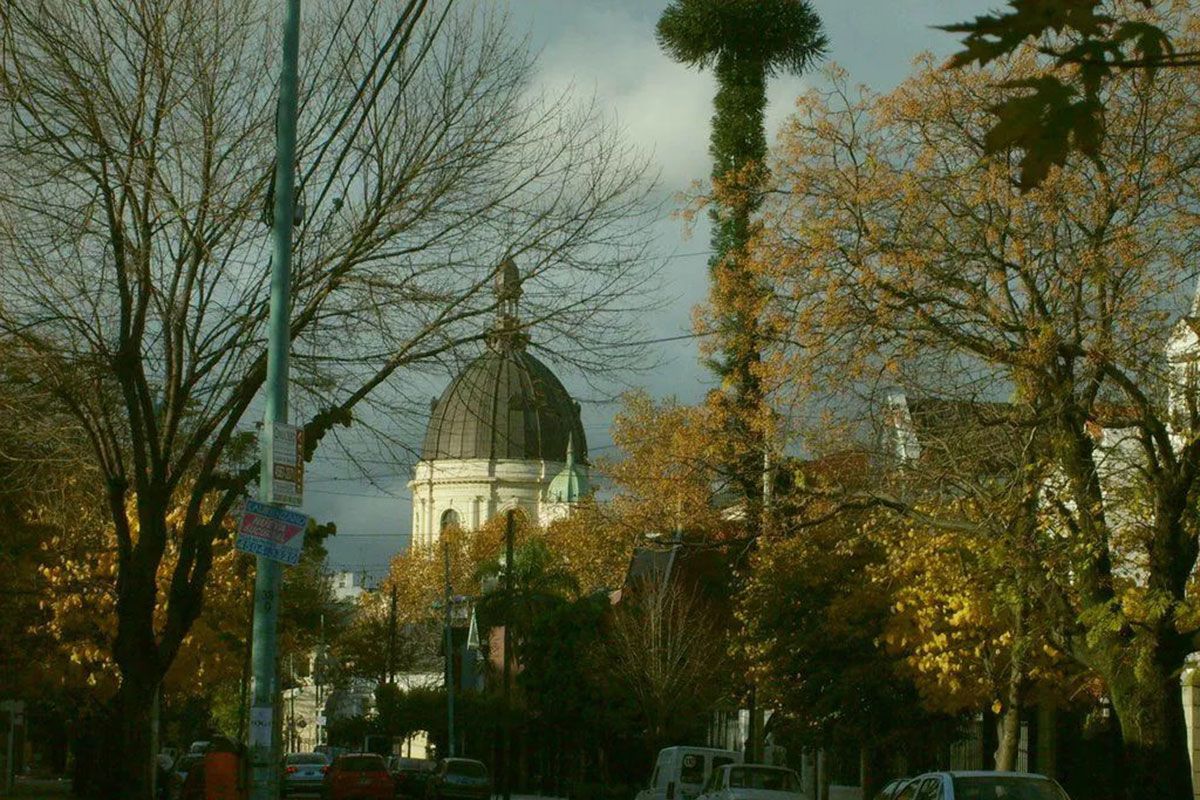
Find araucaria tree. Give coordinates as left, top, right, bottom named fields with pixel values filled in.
left=752, top=44, right=1200, bottom=799
left=656, top=0, right=825, bottom=505
left=0, top=2, right=657, bottom=796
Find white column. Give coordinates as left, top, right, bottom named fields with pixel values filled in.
left=1183, top=666, right=1200, bottom=800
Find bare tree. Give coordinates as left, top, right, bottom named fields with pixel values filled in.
left=605, top=570, right=729, bottom=754
left=0, top=1, right=659, bottom=795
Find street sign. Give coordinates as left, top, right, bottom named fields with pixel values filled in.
left=236, top=499, right=309, bottom=565
left=265, top=422, right=304, bottom=507
left=249, top=706, right=273, bottom=748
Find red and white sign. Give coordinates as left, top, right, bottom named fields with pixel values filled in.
left=236, top=499, right=308, bottom=565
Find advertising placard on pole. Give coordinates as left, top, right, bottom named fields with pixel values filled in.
left=265, top=422, right=304, bottom=507
left=236, top=500, right=309, bottom=566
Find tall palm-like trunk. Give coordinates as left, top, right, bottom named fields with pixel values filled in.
left=708, top=52, right=770, bottom=504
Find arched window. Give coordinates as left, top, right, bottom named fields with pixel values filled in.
left=440, top=508, right=461, bottom=533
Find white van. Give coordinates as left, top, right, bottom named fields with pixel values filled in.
left=636, top=747, right=744, bottom=800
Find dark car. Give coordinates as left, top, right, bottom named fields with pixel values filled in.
left=282, top=751, right=331, bottom=798
left=322, top=753, right=394, bottom=800
left=168, top=753, right=206, bottom=800
left=388, top=757, right=435, bottom=799
left=425, top=759, right=490, bottom=800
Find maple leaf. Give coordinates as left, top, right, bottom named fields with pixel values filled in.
left=984, top=76, right=1103, bottom=190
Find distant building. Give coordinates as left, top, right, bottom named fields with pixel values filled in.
left=331, top=570, right=366, bottom=603
left=408, top=257, right=590, bottom=544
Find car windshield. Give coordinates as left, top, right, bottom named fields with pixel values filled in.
left=727, top=768, right=800, bottom=793
left=286, top=753, right=328, bottom=765
left=339, top=755, right=387, bottom=772
left=951, top=776, right=1069, bottom=800
left=447, top=760, right=488, bottom=779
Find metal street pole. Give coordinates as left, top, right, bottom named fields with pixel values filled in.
left=443, top=535, right=456, bottom=758
left=249, top=1, right=301, bottom=798
left=502, top=510, right=515, bottom=800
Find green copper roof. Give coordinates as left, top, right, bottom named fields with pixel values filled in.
left=547, top=433, right=589, bottom=503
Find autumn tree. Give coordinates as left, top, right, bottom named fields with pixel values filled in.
left=753, top=46, right=1200, bottom=798
left=0, top=1, right=658, bottom=793
left=738, top=506, right=952, bottom=799
left=656, top=0, right=826, bottom=506
left=602, top=391, right=731, bottom=537
left=543, top=498, right=637, bottom=594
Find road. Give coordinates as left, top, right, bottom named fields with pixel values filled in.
left=0, top=777, right=73, bottom=799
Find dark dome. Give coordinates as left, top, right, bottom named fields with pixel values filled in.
left=422, top=349, right=587, bottom=463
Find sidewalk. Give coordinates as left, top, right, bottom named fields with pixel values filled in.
left=0, top=777, right=74, bottom=799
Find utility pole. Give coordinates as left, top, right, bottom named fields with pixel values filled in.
left=502, top=510, right=515, bottom=800
left=316, top=613, right=325, bottom=747
left=387, top=583, right=398, bottom=685
left=443, top=535, right=456, bottom=757
left=746, top=448, right=774, bottom=764
left=248, top=1, right=301, bottom=798
left=289, top=654, right=297, bottom=753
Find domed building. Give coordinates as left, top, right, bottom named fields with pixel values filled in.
left=409, top=259, right=590, bottom=546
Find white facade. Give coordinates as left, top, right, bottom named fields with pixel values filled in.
left=408, top=457, right=578, bottom=545
left=331, top=570, right=366, bottom=603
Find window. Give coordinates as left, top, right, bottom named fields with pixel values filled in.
left=701, top=768, right=723, bottom=794
left=338, top=755, right=386, bottom=772
left=285, top=753, right=328, bottom=765
left=950, top=776, right=1069, bottom=800
left=441, top=509, right=461, bottom=532
left=913, top=778, right=944, bottom=800
left=679, top=754, right=705, bottom=786
left=894, top=782, right=919, bottom=800
left=650, top=767, right=662, bottom=789
left=725, top=767, right=799, bottom=793
left=711, top=757, right=736, bottom=773
left=873, top=780, right=900, bottom=800
left=446, top=760, right=488, bottom=779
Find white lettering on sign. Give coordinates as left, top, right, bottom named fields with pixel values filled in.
left=236, top=499, right=309, bottom=566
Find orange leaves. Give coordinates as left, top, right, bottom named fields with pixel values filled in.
left=31, top=488, right=249, bottom=698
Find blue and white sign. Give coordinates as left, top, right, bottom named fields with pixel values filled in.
left=236, top=499, right=309, bottom=565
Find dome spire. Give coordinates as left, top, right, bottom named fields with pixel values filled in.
left=489, top=256, right=529, bottom=352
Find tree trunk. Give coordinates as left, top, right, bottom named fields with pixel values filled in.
left=1107, top=656, right=1193, bottom=800
left=995, top=646, right=1022, bottom=771
left=111, top=675, right=159, bottom=800
left=994, top=705, right=1020, bottom=772
left=859, top=744, right=882, bottom=800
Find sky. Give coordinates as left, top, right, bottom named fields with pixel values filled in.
left=314, top=0, right=994, bottom=580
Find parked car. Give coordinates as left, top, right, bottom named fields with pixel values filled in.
left=322, top=753, right=394, bottom=800
left=389, top=757, right=435, bottom=799
left=188, top=741, right=212, bottom=755
left=424, top=758, right=491, bottom=800
left=168, top=753, right=206, bottom=800
left=696, top=765, right=804, bottom=800
left=282, top=751, right=331, bottom=798
left=898, top=772, right=1071, bottom=800
left=636, top=747, right=743, bottom=800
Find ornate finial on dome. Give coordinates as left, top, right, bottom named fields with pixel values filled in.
left=488, top=256, right=529, bottom=352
